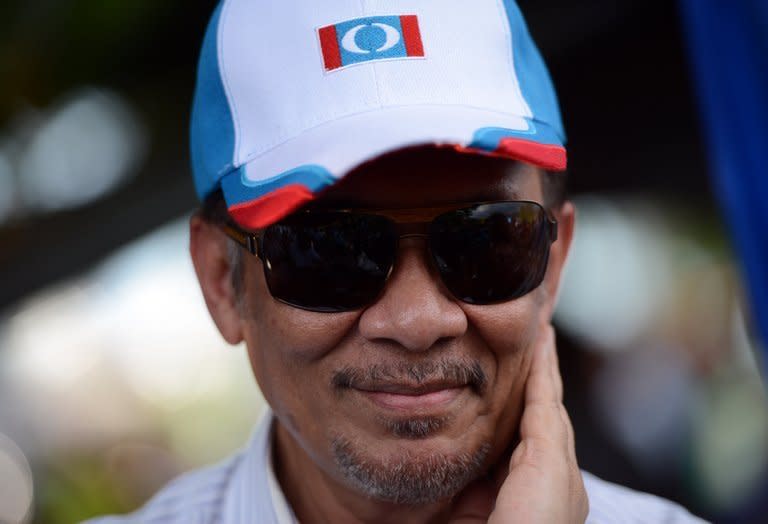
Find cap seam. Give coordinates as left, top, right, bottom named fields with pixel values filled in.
left=359, top=0, right=384, bottom=108
left=218, top=0, right=241, bottom=170
left=495, top=0, right=533, bottom=119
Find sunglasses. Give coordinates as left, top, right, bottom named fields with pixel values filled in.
left=221, top=201, right=558, bottom=313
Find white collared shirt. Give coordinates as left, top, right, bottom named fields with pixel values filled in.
left=85, top=411, right=707, bottom=523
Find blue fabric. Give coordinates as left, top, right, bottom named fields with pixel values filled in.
left=501, top=0, right=566, bottom=144
left=221, top=165, right=336, bottom=207
left=679, top=0, right=768, bottom=365
left=190, top=1, right=236, bottom=200
left=334, top=16, right=409, bottom=67
left=469, top=118, right=562, bottom=152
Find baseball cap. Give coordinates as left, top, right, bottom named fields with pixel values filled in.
left=190, top=0, right=566, bottom=230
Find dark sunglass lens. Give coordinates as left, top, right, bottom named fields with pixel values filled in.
left=429, top=202, right=552, bottom=304
left=261, top=213, right=397, bottom=312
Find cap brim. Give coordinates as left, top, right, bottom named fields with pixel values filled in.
left=221, top=105, right=566, bottom=229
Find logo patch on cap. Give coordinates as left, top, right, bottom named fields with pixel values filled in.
left=318, top=15, right=424, bottom=72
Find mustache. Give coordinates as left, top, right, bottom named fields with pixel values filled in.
left=332, top=359, right=488, bottom=395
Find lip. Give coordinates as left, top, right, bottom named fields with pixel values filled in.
left=355, top=384, right=467, bottom=411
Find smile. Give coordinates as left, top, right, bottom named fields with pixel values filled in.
left=354, top=383, right=468, bottom=412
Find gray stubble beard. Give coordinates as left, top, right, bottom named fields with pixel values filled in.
left=331, top=435, right=492, bottom=506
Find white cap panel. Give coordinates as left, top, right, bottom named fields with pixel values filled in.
left=221, top=0, right=380, bottom=166
left=220, top=0, right=532, bottom=170
left=242, top=104, right=528, bottom=183
left=370, top=0, right=530, bottom=117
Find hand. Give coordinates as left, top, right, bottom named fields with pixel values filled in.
left=450, top=325, right=589, bottom=523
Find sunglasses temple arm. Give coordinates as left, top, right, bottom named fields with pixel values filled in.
left=222, top=223, right=260, bottom=256
left=549, top=218, right=558, bottom=242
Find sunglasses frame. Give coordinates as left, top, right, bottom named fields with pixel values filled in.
left=220, top=201, right=558, bottom=311
left=222, top=200, right=558, bottom=257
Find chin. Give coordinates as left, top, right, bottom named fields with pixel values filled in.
left=330, top=429, right=492, bottom=505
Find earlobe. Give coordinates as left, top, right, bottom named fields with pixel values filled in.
left=543, top=201, right=576, bottom=320
left=189, top=215, right=244, bottom=345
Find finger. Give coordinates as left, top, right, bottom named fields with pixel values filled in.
left=519, top=325, right=570, bottom=452
left=539, top=329, right=575, bottom=462
left=553, top=372, right=589, bottom=519
left=549, top=328, right=564, bottom=402
left=489, top=324, right=589, bottom=524
left=518, top=325, right=568, bottom=451
left=517, top=402, right=567, bottom=452
left=561, top=402, right=578, bottom=463
left=562, top=409, right=590, bottom=521
left=524, top=324, right=561, bottom=406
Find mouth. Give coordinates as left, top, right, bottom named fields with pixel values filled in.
left=332, top=360, right=486, bottom=416
left=353, top=382, right=469, bottom=412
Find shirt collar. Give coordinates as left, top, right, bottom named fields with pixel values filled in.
left=222, top=409, right=297, bottom=524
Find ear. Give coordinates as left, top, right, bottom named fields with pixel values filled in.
left=542, top=201, right=576, bottom=321
left=189, top=215, right=244, bottom=345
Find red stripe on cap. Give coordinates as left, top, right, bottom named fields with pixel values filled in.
left=400, top=15, right=424, bottom=57
left=319, top=25, right=342, bottom=71
left=455, top=139, right=567, bottom=171
left=228, top=185, right=315, bottom=229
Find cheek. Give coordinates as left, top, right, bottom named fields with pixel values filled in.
left=238, top=262, right=359, bottom=422
left=242, top=302, right=361, bottom=444
left=462, top=292, right=543, bottom=437
left=249, top=305, right=358, bottom=363
left=463, top=292, right=541, bottom=361
left=240, top=260, right=359, bottom=363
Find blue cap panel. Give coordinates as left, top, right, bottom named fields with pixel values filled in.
left=470, top=118, right=562, bottom=151
left=501, top=0, right=566, bottom=144
left=221, top=164, right=336, bottom=207
left=190, top=1, right=236, bottom=200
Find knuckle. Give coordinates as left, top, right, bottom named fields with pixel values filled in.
left=513, top=438, right=550, bottom=468
left=513, top=437, right=571, bottom=476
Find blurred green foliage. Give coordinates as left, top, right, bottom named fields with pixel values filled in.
left=35, top=456, right=134, bottom=524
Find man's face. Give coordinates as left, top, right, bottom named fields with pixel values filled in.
left=201, top=147, right=572, bottom=505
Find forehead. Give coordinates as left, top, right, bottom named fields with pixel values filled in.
left=313, top=146, right=543, bottom=209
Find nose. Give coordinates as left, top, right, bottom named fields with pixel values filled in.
left=358, top=241, right=468, bottom=352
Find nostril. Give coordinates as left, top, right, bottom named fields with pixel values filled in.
left=358, top=289, right=468, bottom=352
left=433, top=336, right=458, bottom=349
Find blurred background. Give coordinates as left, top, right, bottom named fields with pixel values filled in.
left=0, top=1, right=766, bottom=523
